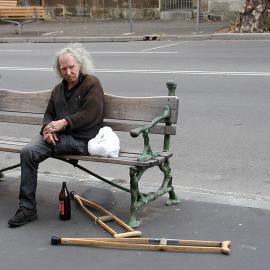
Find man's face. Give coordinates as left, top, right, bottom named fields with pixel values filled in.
left=58, top=53, right=80, bottom=84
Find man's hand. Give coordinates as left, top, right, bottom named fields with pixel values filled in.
left=43, top=119, right=67, bottom=134
left=43, top=132, right=58, bottom=145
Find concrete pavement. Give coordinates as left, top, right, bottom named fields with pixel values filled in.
left=1, top=172, right=270, bottom=270
left=0, top=17, right=270, bottom=42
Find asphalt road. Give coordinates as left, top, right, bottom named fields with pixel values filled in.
left=0, top=40, right=270, bottom=210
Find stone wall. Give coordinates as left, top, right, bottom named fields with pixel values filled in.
left=40, top=0, right=160, bottom=19
left=30, top=0, right=243, bottom=20
left=207, top=0, right=242, bottom=20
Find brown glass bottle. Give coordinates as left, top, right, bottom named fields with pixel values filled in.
left=58, top=181, right=71, bottom=220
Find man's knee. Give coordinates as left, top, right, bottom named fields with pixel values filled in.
left=20, top=136, right=51, bottom=162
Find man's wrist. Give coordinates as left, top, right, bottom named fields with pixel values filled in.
left=62, top=118, right=68, bottom=129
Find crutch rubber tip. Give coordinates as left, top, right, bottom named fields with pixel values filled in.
left=51, top=236, right=61, bottom=245
left=70, top=191, right=76, bottom=199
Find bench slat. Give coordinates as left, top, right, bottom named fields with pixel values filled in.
left=105, top=121, right=176, bottom=135
left=0, top=111, right=44, bottom=125
left=0, top=8, right=45, bottom=11
left=0, top=5, right=17, bottom=8
left=0, top=136, right=170, bottom=156
left=104, top=94, right=179, bottom=123
left=0, top=140, right=26, bottom=146
left=0, top=15, right=44, bottom=17
left=0, top=11, right=45, bottom=15
left=0, top=138, right=172, bottom=167
left=0, top=1, right=17, bottom=8
left=0, top=90, right=179, bottom=124
left=0, top=136, right=31, bottom=143
left=61, top=154, right=170, bottom=167
left=0, top=89, right=51, bottom=113
left=0, top=6, right=45, bottom=19
left=0, top=136, right=173, bottom=154
left=0, top=111, right=176, bottom=135
left=0, top=136, right=173, bottom=156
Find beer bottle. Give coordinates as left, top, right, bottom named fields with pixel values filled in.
left=58, top=181, right=71, bottom=220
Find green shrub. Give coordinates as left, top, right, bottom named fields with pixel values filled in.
left=266, top=15, right=270, bottom=30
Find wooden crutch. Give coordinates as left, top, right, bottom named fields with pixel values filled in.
left=70, top=191, right=142, bottom=238
left=51, top=236, right=231, bottom=255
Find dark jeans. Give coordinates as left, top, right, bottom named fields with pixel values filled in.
left=19, top=134, right=88, bottom=210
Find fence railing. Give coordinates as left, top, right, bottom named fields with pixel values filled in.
left=160, top=0, right=193, bottom=11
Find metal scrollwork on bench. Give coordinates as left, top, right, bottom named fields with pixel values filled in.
left=130, top=105, right=171, bottom=162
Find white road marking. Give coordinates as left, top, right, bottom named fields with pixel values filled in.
left=95, top=69, right=270, bottom=76
left=238, top=245, right=257, bottom=251
left=121, top=32, right=135, bottom=36
left=0, top=50, right=177, bottom=54
left=0, top=67, right=51, bottom=71
left=0, top=50, right=32, bottom=52
left=88, top=51, right=178, bottom=54
left=142, top=42, right=185, bottom=52
left=0, top=66, right=270, bottom=76
left=42, top=31, right=63, bottom=36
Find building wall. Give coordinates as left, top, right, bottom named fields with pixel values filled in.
left=37, top=0, right=243, bottom=20
left=41, top=0, right=159, bottom=18
left=207, top=0, right=243, bottom=19
left=208, top=0, right=243, bottom=12
left=42, top=0, right=159, bottom=9
left=192, top=0, right=243, bottom=20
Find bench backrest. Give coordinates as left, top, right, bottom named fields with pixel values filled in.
left=0, top=87, right=179, bottom=136
left=0, top=1, right=17, bottom=8
left=0, top=7, right=45, bottom=18
left=0, top=0, right=45, bottom=19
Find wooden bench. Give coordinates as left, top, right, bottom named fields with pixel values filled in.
left=0, top=0, right=45, bottom=33
left=0, top=81, right=180, bottom=228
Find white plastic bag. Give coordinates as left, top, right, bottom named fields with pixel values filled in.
left=88, top=126, right=120, bottom=158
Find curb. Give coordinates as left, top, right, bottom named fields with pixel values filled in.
left=159, top=34, right=211, bottom=41
left=211, top=32, right=270, bottom=40
left=0, top=35, right=146, bottom=43
left=0, top=33, right=270, bottom=43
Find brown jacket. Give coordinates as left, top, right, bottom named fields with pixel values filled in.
left=43, top=74, right=104, bottom=140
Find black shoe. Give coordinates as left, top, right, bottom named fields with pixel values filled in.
left=8, top=208, right=37, bottom=227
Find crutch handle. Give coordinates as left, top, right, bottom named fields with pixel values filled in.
left=114, top=231, right=142, bottom=238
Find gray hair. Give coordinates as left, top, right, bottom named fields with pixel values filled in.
left=53, top=43, right=94, bottom=78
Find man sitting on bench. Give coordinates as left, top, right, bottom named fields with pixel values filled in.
left=8, top=43, right=105, bottom=227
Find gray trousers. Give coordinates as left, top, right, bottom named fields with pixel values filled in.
left=19, top=134, right=88, bottom=210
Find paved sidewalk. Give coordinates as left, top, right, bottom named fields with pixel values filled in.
left=0, top=17, right=227, bottom=36
left=1, top=17, right=269, bottom=42
left=0, top=174, right=269, bottom=270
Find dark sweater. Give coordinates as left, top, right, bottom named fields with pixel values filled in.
left=42, top=74, right=104, bottom=141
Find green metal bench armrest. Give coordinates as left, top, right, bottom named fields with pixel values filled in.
left=130, top=105, right=171, bottom=161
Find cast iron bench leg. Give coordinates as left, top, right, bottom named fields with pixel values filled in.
left=128, top=166, right=146, bottom=228
left=159, top=159, right=180, bottom=206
